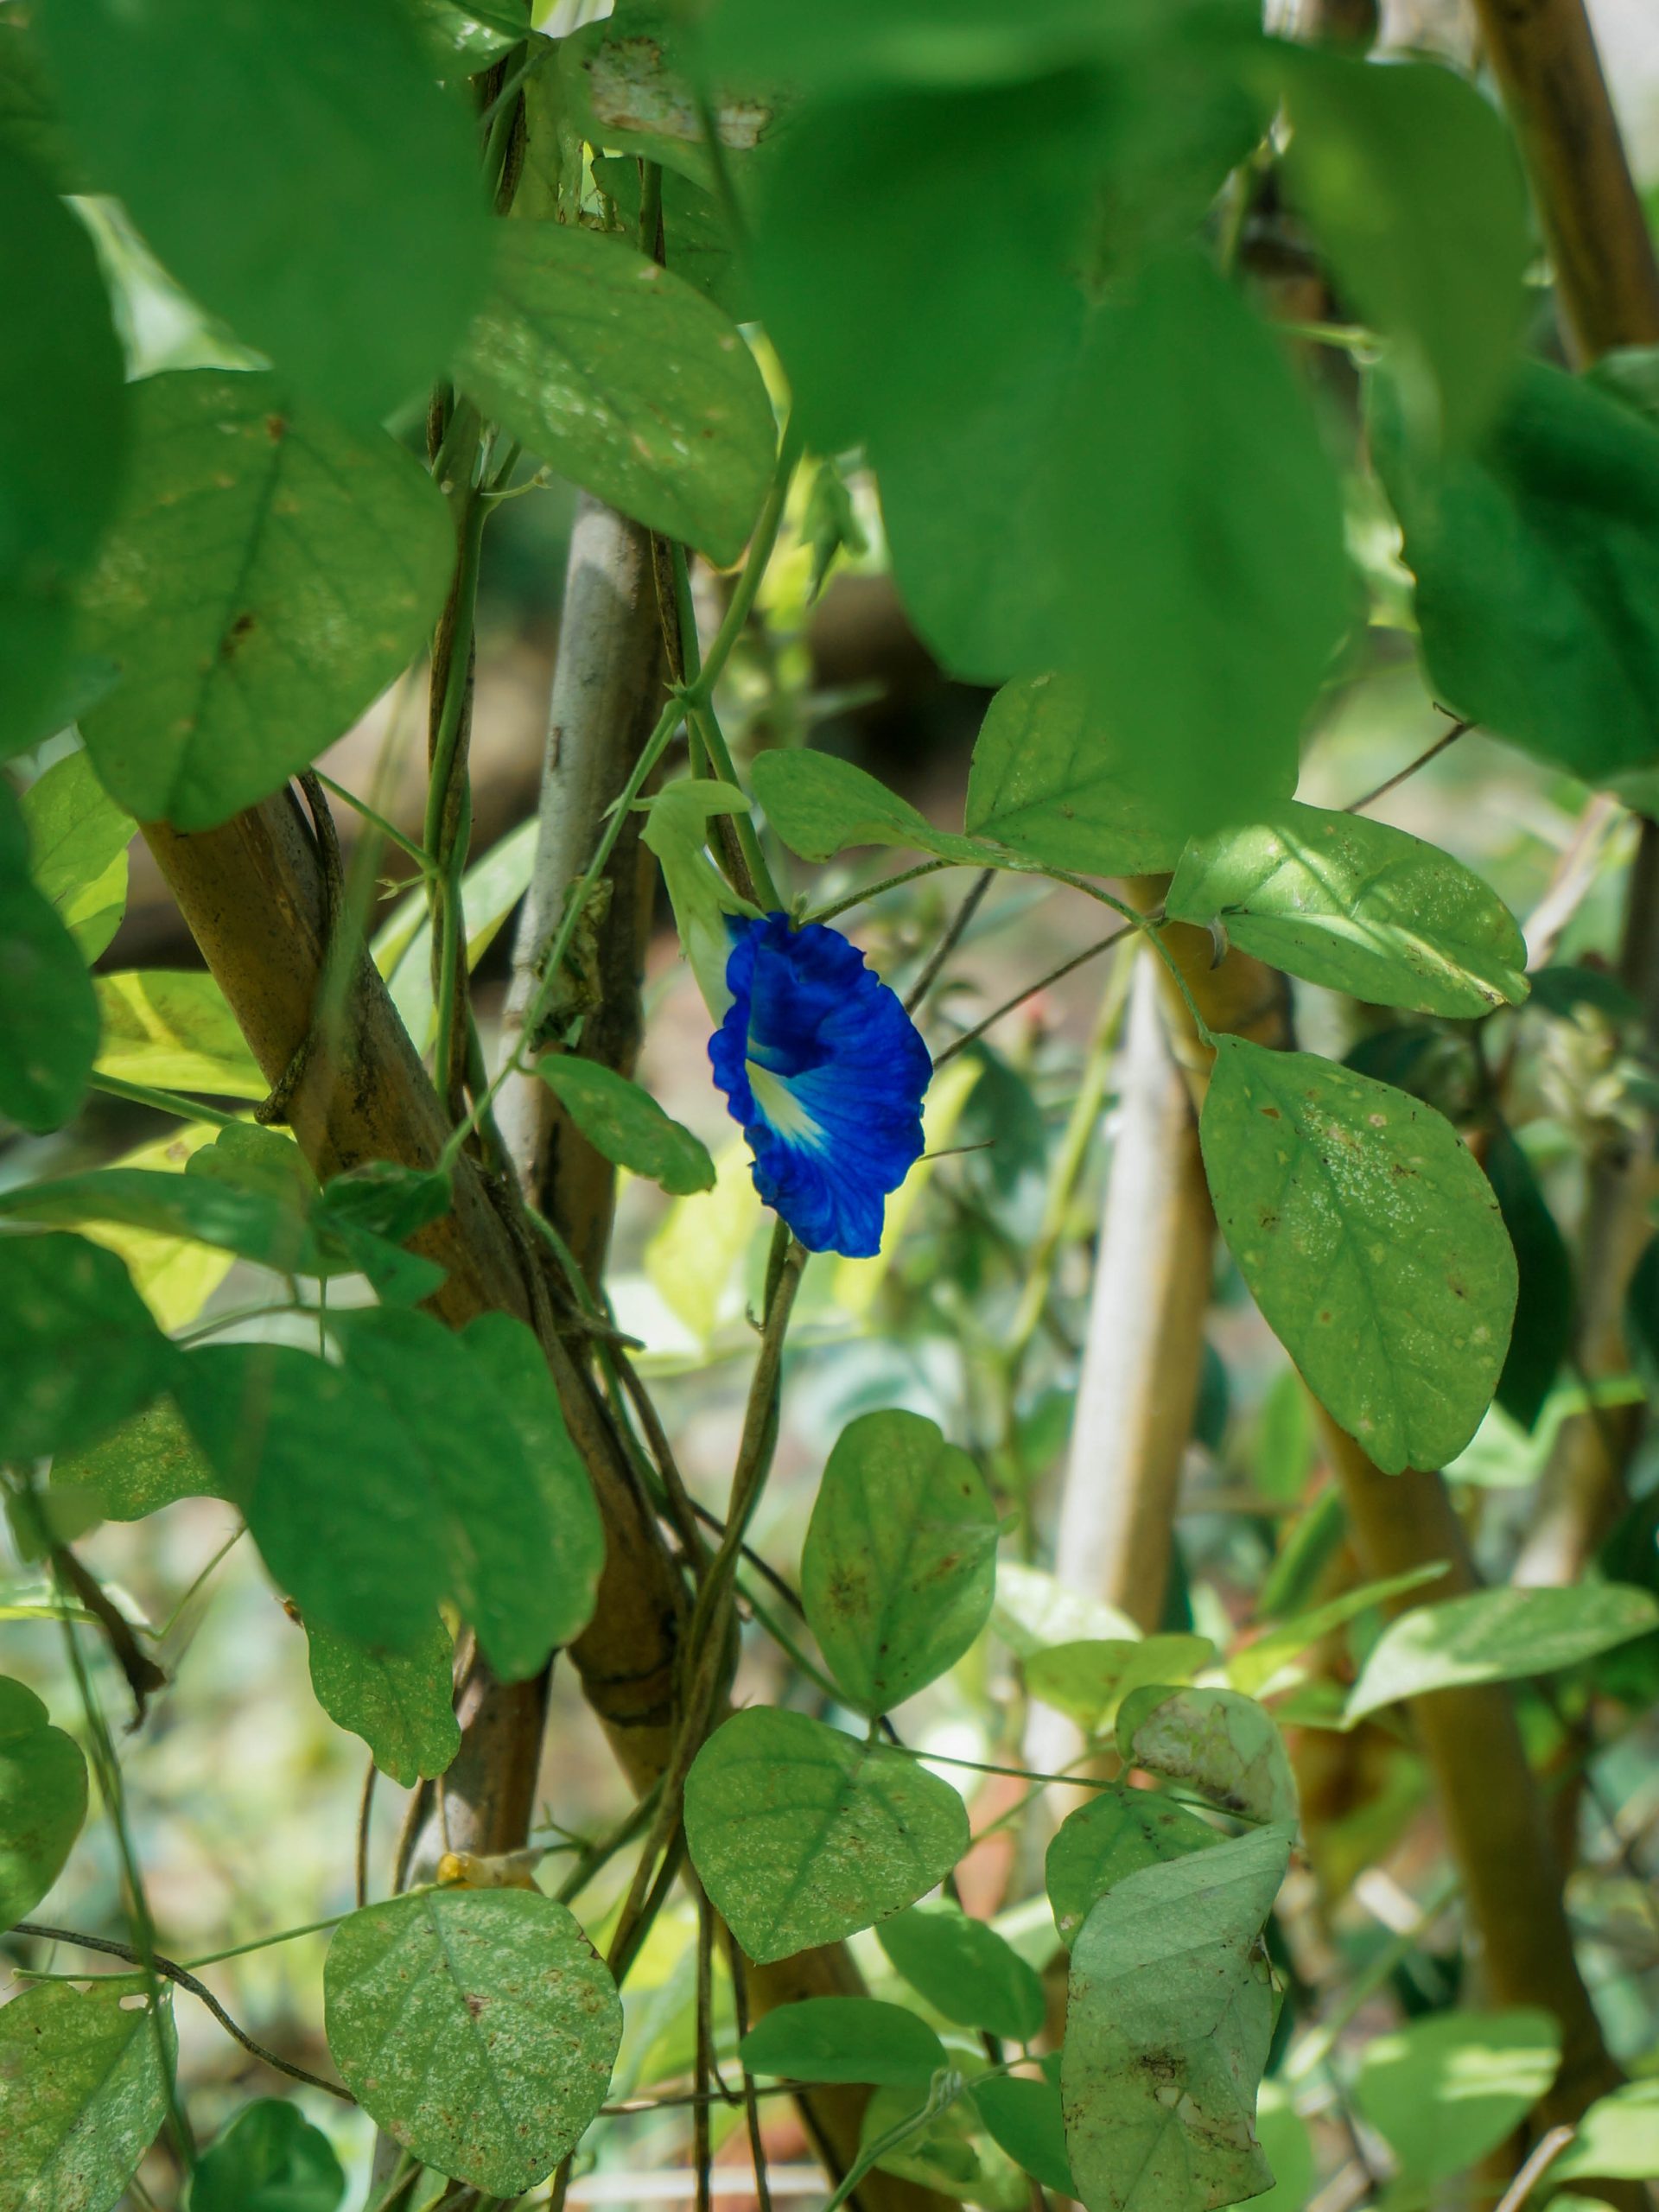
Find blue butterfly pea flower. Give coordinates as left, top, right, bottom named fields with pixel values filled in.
left=709, top=912, right=931, bottom=1258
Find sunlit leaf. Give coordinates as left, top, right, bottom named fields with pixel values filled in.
left=455, top=222, right=775, bottom=565
left=1026, top=1636, right=1215, bottom=1733
left=683, top=1708, right=969, bottom=1963
left=325, top=1888, right=621, bottom=2197
left=19, top=748, right=131, bottom=960
left=1552, top=2082, right=1659, bottom=2182
left=1166, top=803, right=1529, bottom=1018
left=0, top=785, right=99, bottom=1131
left=1351, top=2009, right=1560, bottom=2182
left=1345, top=1583, right=1659, bottom=1723
left=51, top=1395, right=220, bottom=1522
left=0, top=1980, right=176, bottom=2212
left=94, top=969, right=266, bottom=1098
left=1200, top=1037, right=1516, bottom=1474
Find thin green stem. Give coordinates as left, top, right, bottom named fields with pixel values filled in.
left=39, top=1522, right=194, bottom=2168
left=181, top=1910, right=352, bottom=1972
left=670, top=540, right=782, bottom=910
left=803, top=857, right=956, bottom=925
left=312, top=772, right=432, bottom=869
left=426, top=484, right=489, bottom=1112
left=88, top=1073, right=240, bottom=1128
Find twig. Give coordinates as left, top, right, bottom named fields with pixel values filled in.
left=906, top=868, right=995, bottom=1014
left=727, top=1946, right=776, bottom=2212
left=48, top=1545, right=167, bottom=1723
left=932, top=924, right=1135, bottom=1066
left=1345, top=718, right=1471, bottom=814
left=1494, top=2126, right=1575, bottom=2212
left=356, top=1754, right=378, bottom=1910
left=11, top=1923, right=353, bottom=2102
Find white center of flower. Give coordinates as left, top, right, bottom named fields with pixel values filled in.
left=746, top=1061, right=826, bottom=1151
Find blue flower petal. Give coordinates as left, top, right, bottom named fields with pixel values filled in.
left=709, top=913, right=931, bottom=1257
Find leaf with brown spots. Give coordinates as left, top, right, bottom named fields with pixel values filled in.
left=1199, top=1036, right=1516, bottom=1474
left=1062, top=1825, right=1291, bottom=2212
left=324, top=1888, right=621, bottom=2197
left=683, top=1708, right=969, bottom=1964
left=802, top=1408, right=999, bottom=1716
left=73, top=369, right=450, bottom=830
left=454, top=221, right=776, bottom=565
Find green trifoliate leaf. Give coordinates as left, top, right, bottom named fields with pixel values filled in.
left=1061, top=1825, right=1291, bottom=2212
left=326, top=1888, right=622, bottom=2197
left=1046, top=1785, right=1221, bottom=1949
left=534, top=1056, right=715, bottom=1196
left=1373, top=359, right=1659, bottom=784
left=0, top=1676, right=87, bottom=1934
left=1166, top=803, right=1529, bottom=1018
left=1199, top=1036, right=1516, bottom=1474
left=192, top=2099, right=346, bottom=2212
left=0, top=784, right=99, bottom=1132
left=1279, top=50, right=1528, bottom=448
left=1351, top=2010, right=1560, bottom=2183
left=306, top=1616, right=461, bottom=1788
left=0, top=1232, right=175, bottom=1464
left=739, top=1998, right=948, bottom=2089
left=1345, top=1583, right=1659, bottom=1724
left=1115, top=1686, right=1298, bottom=1826
left=965, top=674, right=1186, bottom=877
left=683, top=1708, right=969, bottom=1963
left=18, top=747, right=131, bottom=961
left=0, top=1980, right=176, bottom=2212
left=802, top=1408, right=999, bottom=1715
left=877, top=1901, right=1046, bottom=2044
left=454, top=222, right=776, bottom=565
left=39, top=0, right=487, bottom=421
left=0, top=140, right=126, bottom=756
left=74, top=369, right=452, bottom=830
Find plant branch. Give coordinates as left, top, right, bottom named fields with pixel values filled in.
left=12, top=1920, right=353, bottom=2101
